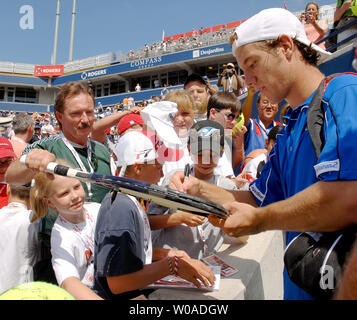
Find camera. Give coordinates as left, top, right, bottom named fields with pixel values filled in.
left=305, top=12, right=310, bottom=18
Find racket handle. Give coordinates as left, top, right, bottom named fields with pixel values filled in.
left=45, top=162, right=86, bottom=180
left=46, top=162, right=60, bottom=174
left=46, top=162, right=76, bottom=178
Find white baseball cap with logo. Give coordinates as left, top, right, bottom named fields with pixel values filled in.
left=114, top=130, right=161, bottom=176
left=231, top=8, right=331, bottom=62
left=114, top=131, right=158, bottom=166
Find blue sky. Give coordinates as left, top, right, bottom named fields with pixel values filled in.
left=0, top=0, right=336, bottom=65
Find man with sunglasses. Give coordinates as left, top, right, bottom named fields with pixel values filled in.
left=206, top=91, right=245, bottom=175
left=207, top=91, right=241, bottom=129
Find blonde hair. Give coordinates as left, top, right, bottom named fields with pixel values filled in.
left=30, top=159, right=74, bottom=223
left=163, top=89, right=196, bottom=114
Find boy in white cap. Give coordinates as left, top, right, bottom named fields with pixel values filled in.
left=168, top=8, right=357, bottom=300
left=92, top=130, right=215, bottom=300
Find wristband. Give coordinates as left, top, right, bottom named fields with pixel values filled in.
left=173, top=256, right=179, bottom=277
left=167, top=257, right=174, bottom=275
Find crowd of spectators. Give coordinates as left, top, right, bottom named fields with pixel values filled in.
left=122, top=1, right=356, bottom=64
left=124, top=26, right=231, bottom=62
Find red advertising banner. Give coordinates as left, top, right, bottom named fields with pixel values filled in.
left=34, top=65, right=64, bottom=77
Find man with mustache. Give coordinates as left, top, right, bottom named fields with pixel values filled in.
left=6, top=82, right=112, bottom=283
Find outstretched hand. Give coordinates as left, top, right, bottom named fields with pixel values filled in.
left=178, top=211, right=205, bottom=227
left=208, top=201, right=263, bottom=237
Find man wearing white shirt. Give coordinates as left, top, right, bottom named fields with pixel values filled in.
left=10, top=112, right=34, bottom=158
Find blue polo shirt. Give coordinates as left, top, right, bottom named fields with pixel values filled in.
left=244, top=118, right=280, bottom=157
left=234, top=118, right=280, bottom=175
left=249, top=73, right=357, bottom=299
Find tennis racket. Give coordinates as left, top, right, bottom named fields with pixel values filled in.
left=24, top=159, right=227, bottom=218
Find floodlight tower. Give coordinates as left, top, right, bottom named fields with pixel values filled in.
left=52, top=0, right=61, bottom=65
left=69, top=0, right=77, bottom=62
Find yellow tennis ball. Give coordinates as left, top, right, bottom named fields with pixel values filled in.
left=235, top=113, right=244, bottom=130
left=352, top=0, right=357, bottom=16
left=0, top=282, right=75, bottom=300
left=232, top=113, right=245, bottom=135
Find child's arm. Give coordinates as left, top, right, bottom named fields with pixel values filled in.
left=61, top=277, right=103, bottom=300
left=106, top=256, right=215, bottom=295
left=148, top=211, right=205, bottom=230
left=152, top=247, right=189, bottom=261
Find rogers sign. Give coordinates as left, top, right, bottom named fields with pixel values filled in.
left=34, top=65, right=64, bottom=77
left=81, top=68, right=108, bottom=80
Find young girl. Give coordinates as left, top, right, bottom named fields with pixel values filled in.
left=30, top=160, right=102, bottom=300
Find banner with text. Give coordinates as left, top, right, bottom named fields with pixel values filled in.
left=34, top=65, right=64, bottom=77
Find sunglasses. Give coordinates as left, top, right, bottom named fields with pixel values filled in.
left=215, top=109, right=239, bottom=121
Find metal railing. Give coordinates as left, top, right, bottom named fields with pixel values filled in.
left=0, top=61, right=35, bottom=75
left=316, top=17, right=357, bottom=52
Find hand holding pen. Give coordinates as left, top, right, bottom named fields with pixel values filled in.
left=184, top=163, right=191, bottom=183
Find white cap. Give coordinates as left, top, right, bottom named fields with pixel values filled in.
left=113, top=131, right=158, bottom=168
left=231, top=8, right=330, bottom=62
left=140, top=101, right=182, bottom=146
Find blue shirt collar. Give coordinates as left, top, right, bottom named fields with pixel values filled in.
left=286, top=89, right=317, bottom=122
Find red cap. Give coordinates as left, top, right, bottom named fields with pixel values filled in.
left=0, top=137, right=16, bottom=159
left=117, top=113, right=144, bottom=135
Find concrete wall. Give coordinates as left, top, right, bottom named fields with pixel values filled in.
left=149, top=230, right=285, bottom=300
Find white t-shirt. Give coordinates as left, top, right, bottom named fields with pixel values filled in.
left=51, top=202, right=101, bottom=288
left=160, top=145, right=234, bottom=185
left=0, top=202, right=39, bottom=294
